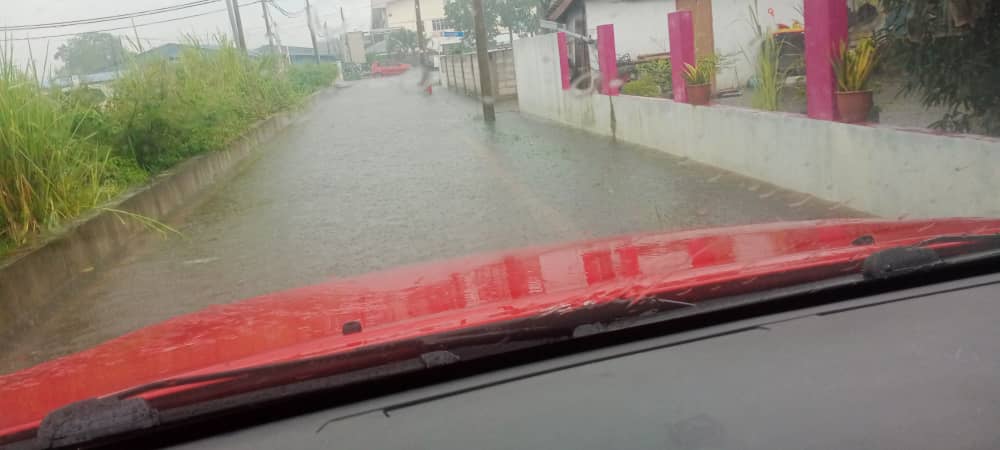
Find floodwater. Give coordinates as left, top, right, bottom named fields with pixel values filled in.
left=0, top=72, right=861, bottom=374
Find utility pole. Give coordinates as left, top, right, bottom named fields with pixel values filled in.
left=305, top=0, right=321, bottom=63
left=324, top=21, right=333, bottom=55
left=224, top=0, right=247, bottom=51
left=262, top=0, right=276, bottom=49
left=414, top=0, right=427, bottom=66
left=472, top=0, right=495, bottom=122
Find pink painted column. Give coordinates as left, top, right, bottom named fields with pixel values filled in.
left=596, top=24, right=619, bottom=96
left=804, top=0, right=848, bottom=120
left=668, top=11, right=695, bottom=103
left=557, top=32, right=571, bottom=90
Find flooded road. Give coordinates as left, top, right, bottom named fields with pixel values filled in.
left=1, top=73, right=861, bottom=374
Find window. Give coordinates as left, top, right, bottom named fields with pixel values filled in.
left=432, top=18, right=451, bottom=31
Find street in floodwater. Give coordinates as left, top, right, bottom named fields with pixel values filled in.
left=1, top=73, right=862, bottom=374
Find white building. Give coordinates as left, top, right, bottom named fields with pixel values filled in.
left=547, top=0, right=805, bottom=90
left=372, top=0, right=464, bottom=53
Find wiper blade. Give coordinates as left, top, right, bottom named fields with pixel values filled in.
left=863, top=233, right=1000, bottom=280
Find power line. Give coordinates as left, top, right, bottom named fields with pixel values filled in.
left=268, top=0, right=306, bottom=18
left=0, top=0, right=222, bottom=32
left=5, top=2, right=260, bottom=42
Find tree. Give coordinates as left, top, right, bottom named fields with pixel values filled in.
left=387, top=29, right=419, bottom=56
left=55, top=33, right=131, bottom=76
left=880, top=0, right=1000, bottom=134
left=444, top=0, right=538, bottom=47
left=444, top=0, right=497, bottom=46
left=495, top=0, right=540, bottom=45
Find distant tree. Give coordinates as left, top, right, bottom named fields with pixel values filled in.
left=387, top=28, right=419, bottom=56
left=495, top=0, right=540, bottom=45
left=881, top=0, right=1000, bottom=134
left=444, top=0, right=498, bottom=47
left=55, top=33, right=131, bottom=76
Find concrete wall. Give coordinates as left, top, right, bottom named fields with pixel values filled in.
left=441, top=48, right=517, bottom=99
left=514, top=34, right=1000, bottom=219
left=0, top=90, right=333, bottom=342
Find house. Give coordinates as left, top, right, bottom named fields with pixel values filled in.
left=546, top=0, right=803, bottom=90
left=371, top=0, right=464, bottom=53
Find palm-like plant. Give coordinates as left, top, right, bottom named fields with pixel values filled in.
left=833, top=36, right=878, bottom=92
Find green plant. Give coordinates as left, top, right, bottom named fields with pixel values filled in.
left=621, top=78, right=661, bottom=97
left=742, top=0, right=792, bottom=111
left=0, top=49, right=136, bottom=248
left=683, top=56, right=717, bottom=85
left=636, top=59, right=671, bottom=94
left=751, top=33, right=784, bottom=110
left=833, top=36, right=878, bottom=92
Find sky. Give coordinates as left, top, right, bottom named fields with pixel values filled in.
left=3, top=0, right=373, bottom=70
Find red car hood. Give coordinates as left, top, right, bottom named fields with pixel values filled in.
left=3, top=218, right=1000, bottom=436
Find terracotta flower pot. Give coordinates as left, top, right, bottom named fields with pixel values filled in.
left=686, top=83, right=711, bottom=106
left=836, top=90, right=874, bottom=123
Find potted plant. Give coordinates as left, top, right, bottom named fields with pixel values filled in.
left=832, top=36, right=878, bottom=123
left=683, top=57, right=717, bottom=106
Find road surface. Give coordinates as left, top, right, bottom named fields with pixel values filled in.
left=1, top=73, right=862, bottom=374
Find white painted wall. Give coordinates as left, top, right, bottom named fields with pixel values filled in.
left=514, top=34, right=1000, bottom=219
left=585, top=0, right=675, bottom=57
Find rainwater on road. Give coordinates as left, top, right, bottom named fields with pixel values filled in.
left=1, top=73, right=862, bottom=374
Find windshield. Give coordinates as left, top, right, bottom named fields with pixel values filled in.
left=1, top=0, right=998, bottom=437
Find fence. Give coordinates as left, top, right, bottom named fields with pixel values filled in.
left=440, top=49, right=517, bottom=99
left=514, top=33, right=1000, bottom=219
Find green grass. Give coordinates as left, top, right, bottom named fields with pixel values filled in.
left=0, top=38, right=336, bottom=255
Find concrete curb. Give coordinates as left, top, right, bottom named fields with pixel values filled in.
left=0, top=88, right=331, bottom=336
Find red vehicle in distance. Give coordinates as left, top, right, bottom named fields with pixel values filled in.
left=370, top=61, right=411, bottom=77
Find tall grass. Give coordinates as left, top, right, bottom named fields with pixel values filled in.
left=0, top=45, right=136, bottom=248
left=1, top=37, right=336, bottom=254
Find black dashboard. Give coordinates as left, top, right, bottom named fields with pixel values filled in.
left=167, top=272, right=1000, bottom=450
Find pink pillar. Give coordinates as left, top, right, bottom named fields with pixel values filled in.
left=804, top=0, right=848, bottom=120
left=596, top=24, right=619, bottom=96
left=557, top=32, right=571, bottom=90
left=668, top=11, right=695, bottom=103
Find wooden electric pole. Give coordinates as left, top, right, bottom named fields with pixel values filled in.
left=472, top=0, right=495, bottom=122
left=414, top=0, right=427, bottom=66
left=261, top=0, right=276, bottom=49
left=305, top=0, right=321, bottom=63
left=227, top=0, right=248, bottom=51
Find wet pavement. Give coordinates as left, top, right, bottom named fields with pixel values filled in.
left=1, top=73, right=862, bottom=374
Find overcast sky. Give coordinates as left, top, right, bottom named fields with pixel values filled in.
left=4, top=0, right=372, bottom=70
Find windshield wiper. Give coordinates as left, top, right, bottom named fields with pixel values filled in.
left=863, top=233, right=1000, bottom=280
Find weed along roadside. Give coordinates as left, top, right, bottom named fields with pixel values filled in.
left=0, top=41, right=338, bottom=332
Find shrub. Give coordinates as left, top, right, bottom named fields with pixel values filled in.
left=881, top=0, right=1000, bottom=133
left=622, top=78, right=662, bottom=97
left=636, top=59, right=671, bottom=95
left=107, top=41, right=298, bottom=172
